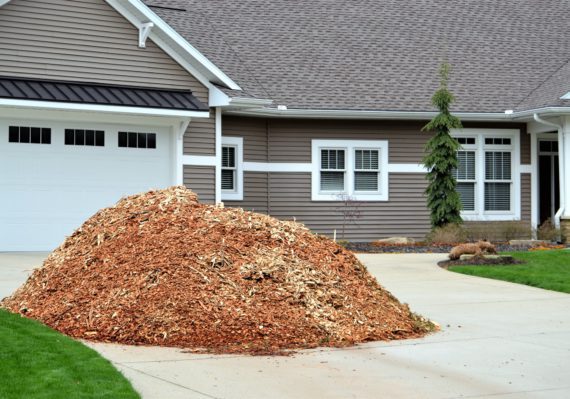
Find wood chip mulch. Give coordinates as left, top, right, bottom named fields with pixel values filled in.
left=1, top=186, right=435, bottom=355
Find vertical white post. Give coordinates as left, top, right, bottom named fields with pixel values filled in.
left=175, top=120, right=190, bottom=186
left=560, top=117, right=569, bottom=218
left=215, top=107, right=222, bottom=204
left=530, top=132, right=539, bottom=232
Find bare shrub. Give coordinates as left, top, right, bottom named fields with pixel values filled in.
left=536, top=219, right=561, bottom=242
left=425, top=224, right=467, bottom=244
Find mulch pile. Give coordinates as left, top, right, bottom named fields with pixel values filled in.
left=1, top=186, right=434, bottom=354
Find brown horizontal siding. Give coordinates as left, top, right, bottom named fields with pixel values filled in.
left=0, top=0, right=208, bottom=104
left=224, top=172, right=269, bottom=214
left=223, top=117, right=268, bottom=162
left=521, top=173, right=531, bottom=223
left=184, top=109, right=215, bottom=156
left=183, top=166, right=215, bottom=204
left=265, top=173, right=430, bottom=241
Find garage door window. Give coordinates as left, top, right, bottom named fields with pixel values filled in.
left=65, top=129, right=104, bottom=147
left=8, top=126, right=51, bottom=144
left=118, top=132, right=156, bottom=149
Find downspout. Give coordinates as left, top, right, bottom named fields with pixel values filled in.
left=533, top=114, right=565, bottom=229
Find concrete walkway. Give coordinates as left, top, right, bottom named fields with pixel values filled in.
left=2, top=253, right=570, bottom=399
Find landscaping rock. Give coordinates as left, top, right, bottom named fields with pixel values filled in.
left=1, top=186, right=434, bottom=355
left=375, top=237, right=415, bottom=245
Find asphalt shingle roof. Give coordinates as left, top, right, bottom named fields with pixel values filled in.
left=146, top=0, right=570, bottom=113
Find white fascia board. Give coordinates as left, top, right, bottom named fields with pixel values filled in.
left=209, top=87, right=274, bottom=109
left=0, top=99, right=210, bottom=118
left=0, top=0, right=12, bottom=6
left=560, top=93, right=570, bottom=100
left=106, top=0, right=241, bottom=91
left=226, top=106, right=570, bottom=121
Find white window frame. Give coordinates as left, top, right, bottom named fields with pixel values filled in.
left=311, top=139, right=388, bottom=201
left=221, top=136, right=243, bottom=201
left=452, top=129, right=521, bottom=221
left=454, top=140, right=478, bottom=216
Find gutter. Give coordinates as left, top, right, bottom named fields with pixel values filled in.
left=226, top=106, right=570, bottom=121
left=533, top=113, right=565, bottom=229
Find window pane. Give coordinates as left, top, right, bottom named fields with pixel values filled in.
left=355, top=150, right=379, bottom=170
left=75, top=130, right=85, bottom=145
left=41, top=128, right=51, bottom=144
left=128, top=132, right=137, bottom=148
left=221, top=169, right=235, bottom=190
left=31, top=127, right=41, bottom=144
left=485, top=152, right=511, bottom=180
left=118, top=132, right=127, bottom=147
left=65, top=129, right=74, bottom=145
left=222, top=146, right=236, bottom=168
left=20, top=127, right=30, bottom=143
left=86, top=130, right=95, bottom=146
left=320, top=171, right=344, bottom=191
left=321, top=149, right=345, bottom=170
left=147, top=133, right=156, bottom=149
left=9, top=126, right=19, bottom=142
left=457, top=182, right=475, bottom=211
left=355, top=171, right=378, bottom=191
left=485, top=182, right=511, bottom=211
left=96, top=131, right=105, bottom=147
left=454, top=151, right=476, bottom=180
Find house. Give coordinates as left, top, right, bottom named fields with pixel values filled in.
left=0, top=0, right=569, bottom=251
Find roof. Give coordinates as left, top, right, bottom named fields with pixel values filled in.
left=145, top=0, right=570, bottom=114
left=0, top=76, right=208, bottom=111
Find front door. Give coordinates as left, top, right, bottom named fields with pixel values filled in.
left=538, top=140, right=560, bottom=225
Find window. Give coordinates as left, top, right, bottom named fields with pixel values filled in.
left=118, top=132, right=156, bottom=149
left=484, top=151, right=511, bottom=211
left=320, top=149, right=346, bottom=191
left=454, top=150, right=476, bottom=211
left=65, top=129, right=104, bottom=146
left=221, top=136, right=243, bottom=201
left=222, top=146, right=237, bottom=191
left=311, top=140, right=388, bottom=201
left=452, top=129, right=520, bottom=221
left=354, top=149, right=379, bottom=191
left=8, top=126, right=51, bottom=144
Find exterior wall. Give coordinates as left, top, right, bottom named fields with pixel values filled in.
left=222, top=116, right=533, bottom=241
left=184, top=109, right=216, bottom=156
left=183, top=165, right=215, bottom=204
left=0, top=0, right=209, bottom=104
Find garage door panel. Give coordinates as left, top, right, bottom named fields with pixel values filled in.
left=0, top=124, right=174, bottom=251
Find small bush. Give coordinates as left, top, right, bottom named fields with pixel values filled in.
left=425, top=224, right=467, bottom=244
left=501, top=221, right=533, bottom=241
left=464, top=221, right=532, bottom=242
left=536, top=219, right=561, bottom=242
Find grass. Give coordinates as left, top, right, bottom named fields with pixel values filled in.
left=449, top=249, right=570, bottom=293
left=0, top=309, right=139, bottom=399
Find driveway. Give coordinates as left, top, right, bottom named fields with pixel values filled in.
left=1, top=252, right=569, bottom=399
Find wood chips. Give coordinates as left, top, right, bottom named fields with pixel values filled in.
left=1, top=186, right=434, bottom=354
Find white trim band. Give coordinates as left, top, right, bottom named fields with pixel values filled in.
left=0, top=99, right=210, bottom=119
left=182, top=155, right=216, bottom=166
left=388, top=163, right=427, bottom=173
left=244, top=162, right=312, bottom=173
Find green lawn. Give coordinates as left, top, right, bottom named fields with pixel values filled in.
left=0, top=309, right=139, bottom=399
left=449, top=249, right=570, bottom=293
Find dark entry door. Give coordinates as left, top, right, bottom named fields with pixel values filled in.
left=538, top=140, right=560, bottom=225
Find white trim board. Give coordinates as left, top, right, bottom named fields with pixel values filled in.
left=0, top=99, right=210, bottom=119
left=182, top=155, right=216, bottom=166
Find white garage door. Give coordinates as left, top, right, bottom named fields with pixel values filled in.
left=0, top=120, right=174, bottom=251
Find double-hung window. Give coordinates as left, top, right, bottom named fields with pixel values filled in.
left=452, top=129, right=519, bottom=220
left=312, top=140, right=388, bottom=201
left=221, top=136, right=243, bottom=201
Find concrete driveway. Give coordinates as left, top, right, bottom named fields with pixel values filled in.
left=1, top=253, right=569, bottom=399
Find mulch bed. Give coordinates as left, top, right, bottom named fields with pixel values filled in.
left=438, top=257, right=525, bottom=268
left=1, top=186, right=435, bottom=355
left=346, top=242, right=567, bottom=254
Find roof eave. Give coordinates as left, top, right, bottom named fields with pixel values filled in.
left=105, top=0, right=242, bottom=91
left=224, top=106, right=570, bottom=121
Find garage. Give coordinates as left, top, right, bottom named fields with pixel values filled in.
left=0, top=120, right=175, bottom=251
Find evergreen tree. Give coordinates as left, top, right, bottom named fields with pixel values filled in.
left=422, top=63, right=463, bottom=228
